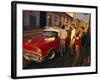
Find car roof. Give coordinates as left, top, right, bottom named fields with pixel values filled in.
left=44, top=27, right=60, bottom=33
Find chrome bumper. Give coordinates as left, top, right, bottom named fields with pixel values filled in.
left=23, top=52, right=43, bottom=62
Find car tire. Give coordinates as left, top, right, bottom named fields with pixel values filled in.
left=47, top=49, right=57, bottom=60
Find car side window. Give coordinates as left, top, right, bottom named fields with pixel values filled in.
left=52, top=32, right=58, bottom=38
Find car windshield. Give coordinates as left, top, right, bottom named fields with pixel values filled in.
left=42, top=31, right=58, bottom=38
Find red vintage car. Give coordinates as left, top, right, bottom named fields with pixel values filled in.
left=23, top=28, right=70, bottom=63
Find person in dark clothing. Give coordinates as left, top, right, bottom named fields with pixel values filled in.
left=82, top=26, right=91, bottom=66
left=79, top=26, right=87, bottom=66
left=81, top=31, right=87, bottom=49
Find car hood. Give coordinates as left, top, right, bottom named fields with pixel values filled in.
left=24, top=37, right=55, bottom=48
left=31, top=37, right=49, bottom=45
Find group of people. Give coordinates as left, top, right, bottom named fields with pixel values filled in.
left=59, top=23, right=89, bottom=66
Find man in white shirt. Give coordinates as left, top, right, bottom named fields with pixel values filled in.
left=59, top=25, right=68, bottom=56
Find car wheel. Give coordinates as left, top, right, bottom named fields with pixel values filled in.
left=47, top=49, right=57, bottom=60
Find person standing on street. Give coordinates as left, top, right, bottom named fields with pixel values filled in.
left=69, top=24, right=76, bottom=56
left=59, top=25, right=68, bottom=56
left=74, top=26, right=86, bottom=66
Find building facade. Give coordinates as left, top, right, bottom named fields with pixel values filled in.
left=23, top=11, right=74, bottom=30
left=46, top=12, right=73, bottom=30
